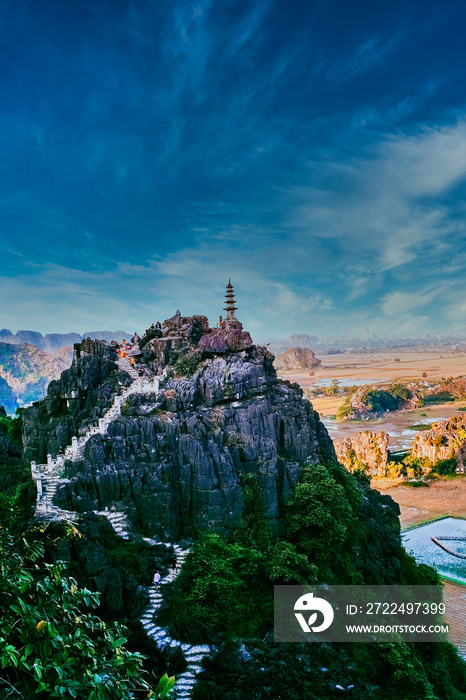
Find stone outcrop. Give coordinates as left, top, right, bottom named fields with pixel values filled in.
left=334, top=430, right=389, bottom=477
left=22, top=339, right=126, bottom=463
left=274, top=346, right=321, bottom=371
left=338, top=385, right=420, bottom=421
left=23, top=319, right=335, bottom=542
left=141, top=314, right=253, bottom=373
left=411, top=414, right=465, bottom=468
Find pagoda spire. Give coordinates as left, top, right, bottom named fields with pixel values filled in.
left=224, top=279, right=238, bottom=322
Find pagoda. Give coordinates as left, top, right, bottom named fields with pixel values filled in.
left=221, top=279, right=243, bottom=330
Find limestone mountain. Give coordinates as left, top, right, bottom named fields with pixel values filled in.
left=274, top=346, right=321, bottom=371
left=267, top=333, right=319, bottom=356
left=412, top=414, right=466, bottom=469
left=0, top=342, right=72, bottom=413
left=23, top=314, right=334, bottom=540
left=19, top=309, right=466, bottom=700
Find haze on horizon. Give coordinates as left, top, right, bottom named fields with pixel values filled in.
left=2, top=0, right=466, bottom=342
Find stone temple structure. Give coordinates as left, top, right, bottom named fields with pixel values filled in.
left=222, top=278, right=241, bottom=330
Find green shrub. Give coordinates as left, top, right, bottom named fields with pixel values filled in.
left=432, top=457, right=458, bottom=475
left=335, top=399, right=352, bottom=420
left=173, top=352, right=202, bottom=377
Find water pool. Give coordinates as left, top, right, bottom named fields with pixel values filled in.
left=403, top=517, right=466, bottom=583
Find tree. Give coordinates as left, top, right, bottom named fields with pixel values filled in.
left=0, top=531, right=168, bottom=699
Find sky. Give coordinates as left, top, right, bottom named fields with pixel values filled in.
left=2, top=0, right=466, bottom=341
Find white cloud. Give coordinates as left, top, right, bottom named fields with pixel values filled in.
left=381, top=291, right=434, bottom=317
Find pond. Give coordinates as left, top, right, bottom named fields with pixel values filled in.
left=402, top=517, right=466, bottom=583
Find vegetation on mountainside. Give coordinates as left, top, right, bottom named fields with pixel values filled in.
left=0, top=406, right=176, bottom=700
left=336, top=383, right=413, bottom=420
left=160, top=464, right=466, bottom=700
left=0, top=534, right=163, bottom=700
left=172, top=351, right=203, bottom=378
left=386, top=454, right=458, bottom=479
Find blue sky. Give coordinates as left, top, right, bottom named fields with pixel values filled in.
left=2, top=0, right=466, bottom=341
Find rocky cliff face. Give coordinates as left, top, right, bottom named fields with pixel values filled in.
left=23, top=318, right=335, bottom=542
left=411, top=414, right=465, bottom=467
left=22, top=339, right=126, bottom=463
left=334, top=430, right=389, bottom=477
left=274, top=346, right=321, bottom=371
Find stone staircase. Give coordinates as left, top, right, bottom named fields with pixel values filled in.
left=32, top=358, right=164, bottom=517
left=31, top=357, right=212, bottom=694
left=140, top=543, right=211, bottom=699
left=97, top=510, right=133, bottom=539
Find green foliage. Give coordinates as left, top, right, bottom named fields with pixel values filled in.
left=154, top=673, right=176, bottom=698
left=335, top=399, right=352, bottom=420
left=160, top=533, right=270, bottom=640
left=106, top=538, right=154, bottom=579
left=387, top=383, right=411, bottom=402
left=423, top=391, right=455, bottom=404
left=0, top=411, right=23, bottom=446
left=0, top=531, right=157, bottom=699
left=360, top=384, right=411, bottom=413
left=266, top=540, right=318, bottom=584
left=433, top=434, right=447, bottom=446
left=0, top=479, right=35, bottom=530
left=286, top=464, right=355, bottom=562
left=233, top=474, right=271, bottom=552
left=172, top=352, right=202, bottom=378
left=432, top=457, right=457, bottom=475
left=324, top=379, right=339, bottom=396
left=119, top=400, right=131, bottom=416
left=386, top=460, right=404, bottom=478
left=408, top=423, right=433, bottom=431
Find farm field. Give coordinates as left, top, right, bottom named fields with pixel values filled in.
left=277, top=348, right=466, bottom=415
left=375, top=477, right=466, bottom=529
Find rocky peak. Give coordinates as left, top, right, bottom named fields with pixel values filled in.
left=274, top=346, right=321, bottom=371
left=140, top=314, right=253, bottom=374
left=23, top=317, right=335, bottom=542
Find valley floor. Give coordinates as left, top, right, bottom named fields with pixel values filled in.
left=373, top=476, right=466, bottom=530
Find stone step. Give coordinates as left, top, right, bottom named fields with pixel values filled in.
left=187, top=664, right=204, bottom=674
left=176, top=675, right=197, bottom=684
left=153, top=629, right=167, bottom=640
left=178, top=669, right=196, bottom=685
left=184, top=654, right=206, bottom=663
left=143, top=623, right=157, bottom=632
left=185, top=645, right=210, bottom=655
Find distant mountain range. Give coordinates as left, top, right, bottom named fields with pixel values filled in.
left=0, top=329, right=130, bottom=355
left=266, top=333, right=319, bottom=356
